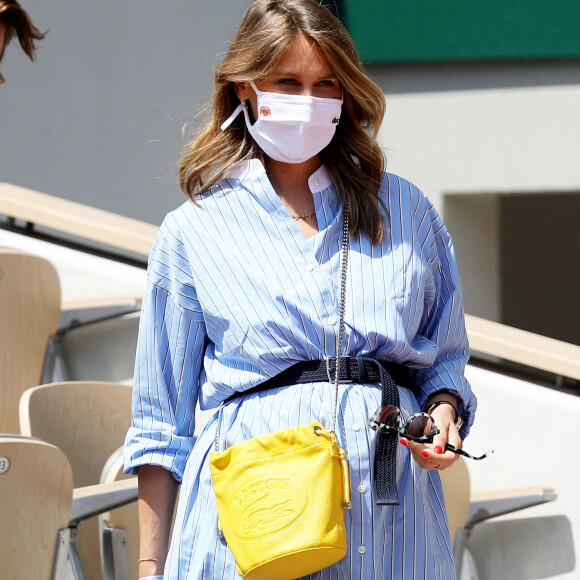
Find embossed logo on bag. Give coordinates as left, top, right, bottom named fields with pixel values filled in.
left=231, top=474, right=308, bottom=539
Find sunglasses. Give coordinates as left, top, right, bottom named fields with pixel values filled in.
left=368, top=405, right=439, bottom=443
left=369, top=405, right=493, bottom=461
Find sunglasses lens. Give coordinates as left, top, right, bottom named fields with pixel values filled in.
left=371, top=405, right=399, bottom=427
left=405, top=414, right=435, bottom=438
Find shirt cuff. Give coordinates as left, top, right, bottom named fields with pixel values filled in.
left=139, top=576, right=164, bottom=580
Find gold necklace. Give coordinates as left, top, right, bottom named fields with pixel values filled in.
left=290, top=210, right=316, bottom=221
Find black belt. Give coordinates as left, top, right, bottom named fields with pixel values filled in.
left=227, top=357, right=414, bottom=505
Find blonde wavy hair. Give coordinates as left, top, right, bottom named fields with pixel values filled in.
left=179, top=0, right=387, bottom=242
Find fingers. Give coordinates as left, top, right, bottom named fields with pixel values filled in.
left=397, top=403, right=465, bottom=471
left=399, top=428, right=458, bottom=470
left=430, top=424, right=460, bottom=466
left=399, top=437, right=454, bottom=470
left=419, top=442, right=457, bottom=468
left=433, top=420, right=461, bottom=450
left=429, top=404, right=463, bottom=467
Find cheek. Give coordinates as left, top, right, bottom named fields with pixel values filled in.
left=327, top=85, right=344, bottom=101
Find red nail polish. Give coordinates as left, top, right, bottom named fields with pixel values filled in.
left=421, top=450, right=429, bottom=458
left=399, top=438, right=408, bottom=447
left=434, top=445, right=443, bottom=454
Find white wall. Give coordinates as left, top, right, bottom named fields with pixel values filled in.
left=377, top=82, right=580, bottom=213
left=444, top=194, right=501, bottom=322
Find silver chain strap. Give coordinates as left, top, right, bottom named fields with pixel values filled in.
left=330, top=201, right=350, bottom=434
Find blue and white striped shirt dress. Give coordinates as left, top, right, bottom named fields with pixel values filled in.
left=124, top=159, right=477, bottom=579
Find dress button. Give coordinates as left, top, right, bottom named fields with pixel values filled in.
left=358, top=546, right=366, bottom=554
left=328, top=316, right=337, bottom=326
left=352, top=423, right=360, bottom=432
left=314, top=177, right=321, bottom=186
left=357, top=484, right=366, bottom=493
left=305, top=264, right=314, bottom=272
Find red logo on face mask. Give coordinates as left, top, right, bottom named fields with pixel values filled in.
left=260, top=106, right=271, bottom=118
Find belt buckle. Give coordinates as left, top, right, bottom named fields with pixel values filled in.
left=325, top=356, right=353, bottom=384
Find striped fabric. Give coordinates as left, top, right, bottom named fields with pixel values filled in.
left=124, top=160, right=476, bottom=579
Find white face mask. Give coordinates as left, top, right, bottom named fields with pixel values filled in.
left=221, top=81, right=343, bottom=164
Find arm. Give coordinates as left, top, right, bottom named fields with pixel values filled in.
left=137, top=465, right=179, bottom=578
left=403, top=199, right=476, bottom=469
left=123, top=219, right=207, bottom=574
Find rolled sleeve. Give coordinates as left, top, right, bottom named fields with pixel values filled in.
left=124, top=222, right=207, bottom=481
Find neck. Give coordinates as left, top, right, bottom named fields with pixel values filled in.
left=264, top=155, right=321, bottom=238
left=264, top=155, right=321, bottom=199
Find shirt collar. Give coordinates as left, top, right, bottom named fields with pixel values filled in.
left=225, top=159, right=332, bottom=193
left=307, top=165, right=332, bottom=193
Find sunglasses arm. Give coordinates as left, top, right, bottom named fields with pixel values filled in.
left=445, top=443, right=494, bottom=461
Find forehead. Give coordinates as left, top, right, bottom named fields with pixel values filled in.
left=273, top=34, right=334, bottom=76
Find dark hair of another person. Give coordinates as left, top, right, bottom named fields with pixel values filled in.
left=0, top=0, right=46, bottom=65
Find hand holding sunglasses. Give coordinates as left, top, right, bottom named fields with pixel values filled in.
left=369, top=404, right=493, bottom=461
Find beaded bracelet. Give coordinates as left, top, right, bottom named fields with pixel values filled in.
left=426, top=399, right=463, bottom=429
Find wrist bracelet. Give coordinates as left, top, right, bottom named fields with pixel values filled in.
left=138, top=558, right=161, bottom=563
left=426, top=400, right=463, bottom=428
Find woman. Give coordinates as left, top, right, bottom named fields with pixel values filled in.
left=124, top=1, right=477, bottom=579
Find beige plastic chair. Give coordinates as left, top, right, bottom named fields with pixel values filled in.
left=0, top=435, right=73, bottom=580
left=19, top=381, right=134, bottom=580
left=44, top=296, right=142, bottom=385
left=440, top=457, right=557, bottom=578
left=440, top=457, right=471, bottom=550
left=100, top=447, right=139, bottom=580
left=0, top=249, right=61, bottom=433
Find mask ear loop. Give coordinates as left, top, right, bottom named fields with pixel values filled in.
left=249, top=80, right=263, bottom=95
left=221, top=80, right=262, bottom=132
left=220, top=102, right=246, bottom=131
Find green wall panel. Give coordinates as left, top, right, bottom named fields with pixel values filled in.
left=341, top=0, right=580, bottom=63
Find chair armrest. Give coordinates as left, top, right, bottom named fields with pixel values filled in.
left=70, top=478, right=138, bottom=525
left=467, top=485, right=557, bottom=526
left=59, top=296, right=142, bottom=329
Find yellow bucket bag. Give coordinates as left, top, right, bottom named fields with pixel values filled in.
left=209, top=421, right=351, bottom=580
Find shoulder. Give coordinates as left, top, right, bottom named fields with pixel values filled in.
left=175, top=160, right=266, bottom=218
left=160, top=177, right=247, bottom=237
left=378, top=172, right=436, bottom=225
left=379, top=172, right=429, bottom=206
left=376, top=173, right=452, bottom=251
left=150, top=171, right=251, bottom=261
